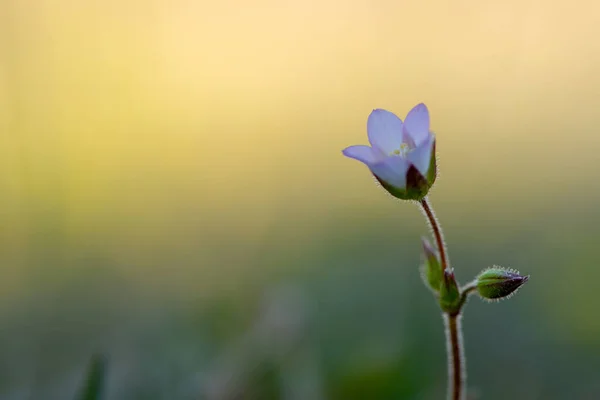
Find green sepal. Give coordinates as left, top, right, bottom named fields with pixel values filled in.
left=420, top=237, right=443, bottom=292
left=373, top=140, right=437, bottom=201
left=374, top=165, right=430, bottom=201
left=439, top=270, right=461, bottom=314
left=426, top=140, right=437, bottom=187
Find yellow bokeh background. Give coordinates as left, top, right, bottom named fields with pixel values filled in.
left=4, top=0, right=600, bottom=259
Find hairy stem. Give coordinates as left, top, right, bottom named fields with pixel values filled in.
left=419, top=197, right=465, bottom=400
left=419, top=197, right=449, bottom=272
left=445, top=313, right=465, bottom=400
left=457, top=281, right=478, bottom=311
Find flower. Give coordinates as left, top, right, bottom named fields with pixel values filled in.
left=342, top=103, right=437, bottom=200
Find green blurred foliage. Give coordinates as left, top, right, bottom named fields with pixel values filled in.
left=76, top=355, right=107, bottom=400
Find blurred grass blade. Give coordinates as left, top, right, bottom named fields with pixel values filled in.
left=76, top=354, right=107, bottom=400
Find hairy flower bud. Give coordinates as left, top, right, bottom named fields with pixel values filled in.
left=420, top=237, right=443, bottom=292
left=476, top=267, right=529, bottom=300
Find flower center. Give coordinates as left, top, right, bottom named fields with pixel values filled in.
left=391, top=142, right=412, bottom=157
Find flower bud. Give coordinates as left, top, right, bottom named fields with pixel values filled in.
left=420, top=237, right=443, bottom=292
left=439, top=270, right=460, bottom=313
left=476, top=267, right=529, bottom=300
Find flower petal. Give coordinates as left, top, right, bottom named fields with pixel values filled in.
left=403, top=103, right=430, bottom=146
left=367, top=109, right=404, bottom=154
left=369, top=156, right=409, bottom=190
left=342, top=145, right=379, bottom=165
left=407, top=134, right=435, bottom=178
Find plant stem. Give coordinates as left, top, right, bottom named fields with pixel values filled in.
left=419, top=197, right=465, bottom=400
left=457, top=281, right=478, bottom=310
left=419, top=197, right=449, bottom=272
left=446, top=313, right=465, bottom=400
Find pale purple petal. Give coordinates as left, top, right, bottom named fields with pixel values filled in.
left=367, top=109, right=404, bottom=154
left=369, top=156, right=409, bottom=190
left=407, top=134, right=435, bottom=178
left=342, top=145, right=380, bottom=165
left=403, top=103, right=430, bottom=146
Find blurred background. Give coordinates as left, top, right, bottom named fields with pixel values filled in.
left=1, top=0, right=600, bottom=399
